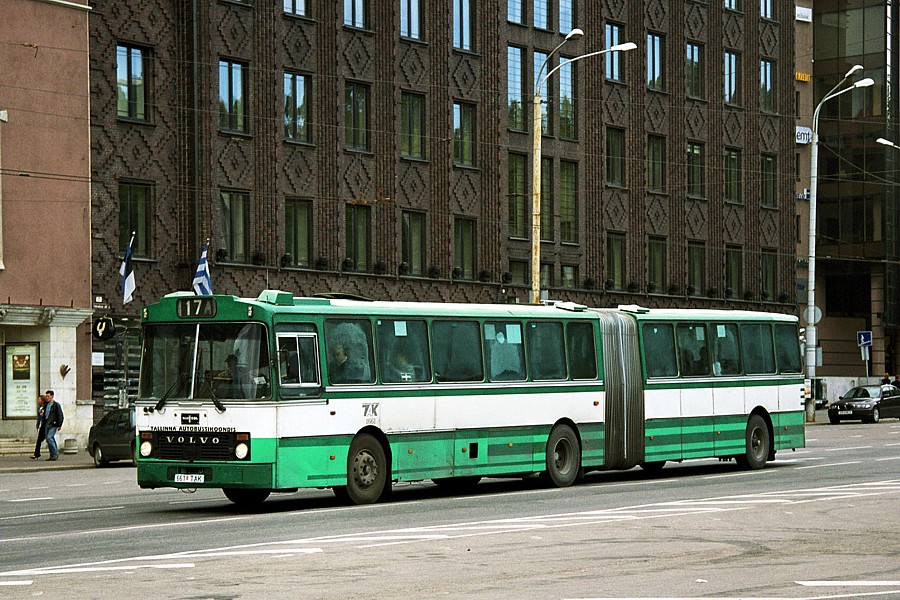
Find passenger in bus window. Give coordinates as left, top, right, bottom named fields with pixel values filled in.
left=384, top=343, right=421, bottom=383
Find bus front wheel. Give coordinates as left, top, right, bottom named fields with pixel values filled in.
left=223, top=487, right=271, bottom=506
left=544, top=424, right=580, bottom=487
left=735, top=414, right=770, bottom=470
left=347, top=434, right=389, bottom=505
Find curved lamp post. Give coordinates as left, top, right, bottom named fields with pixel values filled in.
left=805, top=65, right=873, bottom=418
left=530, top=35, right=637, bottom=304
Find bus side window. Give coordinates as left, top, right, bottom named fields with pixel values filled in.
left=740, top=323, right=776, bottom=374
left=432, top=320, right=483, bottom=382
left=324, top=319, right=375, bottom=384
left=676, top=323, right=709, bottom=377
left=642, top=323, right=677, bottom=378
left=567, top=322, right=598, bottom=380
left=485, top=322, right=526, bottom=381
left=526, top=321, right=566, bottom=380
left=376, top=319, right=431, bottom=383
left=710, top=323, right=741, bottom=376
left=774, top=323, right=802, bottom=373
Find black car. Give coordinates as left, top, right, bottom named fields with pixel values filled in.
left=827, top=385, right=900, bottom=424
left=86, top=407, right=136, bottom=467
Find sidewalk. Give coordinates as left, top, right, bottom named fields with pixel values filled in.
left=0, top=448, right=96, bottom=474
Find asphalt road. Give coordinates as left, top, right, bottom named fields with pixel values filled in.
left=1, top=420, right=898, bottom=599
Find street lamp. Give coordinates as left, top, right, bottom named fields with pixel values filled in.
left=530, top=35, right=637, bottom=304
left=805, top=65, right=873, bottom=418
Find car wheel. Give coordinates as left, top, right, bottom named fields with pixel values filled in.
left=92, top=443, right=108, bottom=468
left=828, top=414, right=840, bottom=424
left=870, top=408, right=880, bottom=423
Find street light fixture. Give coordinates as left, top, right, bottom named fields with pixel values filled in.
left=530, top=37, right=636, bottom=304
left=805, top=65, right=873, bottom=418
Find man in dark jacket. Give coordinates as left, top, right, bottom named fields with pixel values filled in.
left=43, top=390, right=64, bottom=461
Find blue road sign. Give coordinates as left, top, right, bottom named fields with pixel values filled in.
left=857, top=330, right=873, bottom=347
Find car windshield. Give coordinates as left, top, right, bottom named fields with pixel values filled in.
left=844, top=386, right=880, bottom=399
left=139, top=322, right=270, bottom=401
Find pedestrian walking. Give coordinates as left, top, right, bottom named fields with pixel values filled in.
left=31, top=394, right=47, bottom=459
left=42, top=390, right=64, bottom=461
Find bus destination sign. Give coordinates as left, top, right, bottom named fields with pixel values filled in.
left=176, top=297, right=217, bottom=318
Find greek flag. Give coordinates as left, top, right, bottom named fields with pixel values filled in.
left=119, top=232, right=136, bottom=305
left=192, top=242, right=212, bottom=295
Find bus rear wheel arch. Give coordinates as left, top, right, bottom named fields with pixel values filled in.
left=543, top=423, right=581, bottom=487
left=345, top=432, right=391, bottom=505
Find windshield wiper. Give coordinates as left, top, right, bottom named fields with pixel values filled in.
left=155, top=372, right=188, bottom=412
left=207, top=386, right=226, bottom=413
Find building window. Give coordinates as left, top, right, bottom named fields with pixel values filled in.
left=760, top=59, right=774, bottom=113
left=344, top=82, right=369, bottom=150
left=648, top=135, right=666, bottom=192
left=344, top=0, right=368, bottom=28
left=345, top=204, right=370, bottom=271
left=560, top=0, right=574, bottom=32
left=220, top=190, right=249, bottom=263
left=648, top=236, right=667, bottom=292
left=687, top=142, right=705, bottom=198
left=541, top=157, right=553, bottom=241
left=219, top=59, right=247, bottom=133
left=400, top=0, right=421, bottom=39
left=283, top=0, right=306, bottom=16
left=508, top=0, right=524, bottom=24
left=119, top=182, right=151, bottom=257
left=401, top=92, right=425, bottom=159
left=606, top=233, right=625, bottom=290
left=724, top=148, right=741, bottom=203
left=540, top=263, right=553, bottom=289
left=605, top=23, right=624, bottom=82
left=284, top=72, right=309, bottom=142
left=559, top=59, right=576, bottom=139
left=561, top=264, right=577, bottom=289
left=606, top=127, right=625, bottom=186
left=725, top=245, right=742, bottom=296
left=534, top=0, right=550, bottom=30
left=453, top=0, right=473, bottom=51
left=686, top=42, right=704, bottom=99
left=402, top=211, right=425, bottom=276
left=761, top=154, right=776, bottom=208
left=761, top=249, right=776, bottom=299
left=725, top=0, right=740, bottom=11
left=285, top=198, right=312, bottom=267
left=509, top=260, right=528, bottom=284
left=453, top=102, right=476, bottom=166
left=647, top=33, right=665, bottom=91
left=725, top=51, right=740, bottom=105
left=560, top=161, right=577, bottom=243
left=508, top=46, right=525, bottom=131
left=687, top=241, right=705, bottom=293
left=117, top=44, right=148, bottom=121
left=534, top=51, right=551, bottom=134
left=454, top=218, right=476, bottom=279
left=508, top=153, right=527, bottom=238
left=760, top=0, right=772, bottom=19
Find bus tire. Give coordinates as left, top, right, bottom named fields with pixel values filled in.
left=347, top=433, right=388, bottom=505
left=544, top=424, right=580, bottom=487
left=735, top=414, right=770, bottom=470
left=223, top=487, right=271, bottom=506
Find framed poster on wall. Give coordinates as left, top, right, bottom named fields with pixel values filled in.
left=3, top=343, right=40, bottom=419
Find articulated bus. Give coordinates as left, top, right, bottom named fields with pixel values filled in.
left=135, top=291, right=805, bottom=506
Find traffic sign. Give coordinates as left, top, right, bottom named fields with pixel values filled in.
left=857, top=330, right=873, bottom=347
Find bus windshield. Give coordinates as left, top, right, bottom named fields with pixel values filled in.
left=139, top=322, right=270, bottom=401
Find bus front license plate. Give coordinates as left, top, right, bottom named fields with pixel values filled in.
left=175, top=473, right=204, bottom=484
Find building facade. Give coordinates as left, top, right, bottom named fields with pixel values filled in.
left=87, top=1, right=799, bottom=403
left=0, top=0, right=93, bottom=447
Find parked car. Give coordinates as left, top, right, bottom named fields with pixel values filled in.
left=86, top=407, right=136, bottom=467
left=827, top=385, right=900, bottom=424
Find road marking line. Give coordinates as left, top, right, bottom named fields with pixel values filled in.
left=875, top=456, right=900, bottom=462
left=19, top=563, right=195, bottom=576
left=798, top=581, right=900, bottom=586
left=0, top=581, right=32, bottom=587
left=824, top=446, right=872, bottom=452
left=0, top=506, right=124, bottom=522
left=795, top=461, right=861, bottom=469
left=5, top=497, right=53, bottom=503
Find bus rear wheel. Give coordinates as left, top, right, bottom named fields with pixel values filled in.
left=544, top=424, right=580, bottom=487
left=223, top=487, right=271, bottom=506
left=347, top=434, right=389, bottom=505
left=735, top=414, right=770, bottom=470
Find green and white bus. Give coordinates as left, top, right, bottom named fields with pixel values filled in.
left=135, top=291, right=805, bottom=505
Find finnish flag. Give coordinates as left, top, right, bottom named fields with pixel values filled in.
left=192, top=242, right=212, bottom=295
left=119, top=233, right=136, bottom=305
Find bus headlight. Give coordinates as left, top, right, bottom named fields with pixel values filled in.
left=140, top=441, right=153, bottom=457
left=235, top=442, right=249, bottom=460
